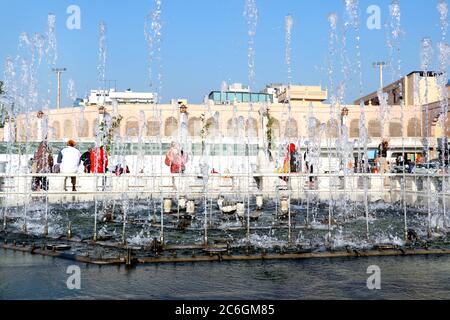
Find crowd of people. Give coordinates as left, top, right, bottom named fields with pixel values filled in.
left=29, top=137, right=448, bottom=193
left=356, top=138, right=449, bottom=174
left=279, top=143, right=315, bottom=186
left=31, top=139, right=109, bottom=192
left=30, top=139, right=188, bottom=192
left=31, top=140, right=317, bottom=192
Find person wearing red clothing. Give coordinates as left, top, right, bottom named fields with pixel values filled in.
left=285, top=143, right=300, bottom=173
left=279, top=143, right=300, bottom=186
left=165, top=142, right=188, bottom=174
left=90, top=146, right=108, bottom=174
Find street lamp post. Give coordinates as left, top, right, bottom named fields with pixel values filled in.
left=52, top=68, right=67, bottom=110
left=340, top=107, right=349, bottom=170
left=373, top=62, right=387, bottom=90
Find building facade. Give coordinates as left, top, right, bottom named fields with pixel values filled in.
left=1, top=78, right=448, bottom=148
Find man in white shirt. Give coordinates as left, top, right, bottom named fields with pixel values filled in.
left=57, top=139, right=81, bottom=191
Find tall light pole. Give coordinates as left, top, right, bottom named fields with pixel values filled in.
left=52, top=68, right=67, bottom=110
left=373, top=62, right=387, bottom=90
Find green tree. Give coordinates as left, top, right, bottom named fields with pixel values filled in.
left=200, top=113, right=211, bottom=156
left=0, top=80, right=4, bottom=95
left=98, top=113, right=123, bottom=155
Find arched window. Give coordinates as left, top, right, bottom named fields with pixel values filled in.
left=188, top=117, right=202, bottom=137
left=246, top=118, right=259, bottom=138
left=326, top=119, right=339, bottom=138
left=389, top=121, right=402, bottom=137
left=227, top=118, right=237, bottom=137
left=165, top=117, right=178, bottom=137
left=285, top=118, right=298, bottom=138
left=147, top=119, right=160, bottom=137
left=368, top=120, right=382, bottom=138
left=349, top=119, right=360, bottom=138
left=64, top=119, right=74, bottom=138
left=407, top=118, right=421, bottom=137
left=125, top=118, right=139, bottom=137
left=270, top=118, right=280, bottom=138
left=92, top=119, right=99, bottom=137
left=78, top=118, right=89, bottom=138
left=52, top=121, right=61, bottom=140
left=206, top=117, right=220, bottom=138
left=307, top=117, right=321, bottom=136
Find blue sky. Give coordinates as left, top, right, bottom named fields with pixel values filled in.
left=0, top=0, right=448, bottom=106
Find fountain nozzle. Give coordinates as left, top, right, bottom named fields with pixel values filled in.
left=67, top=222, right=72, bottom=239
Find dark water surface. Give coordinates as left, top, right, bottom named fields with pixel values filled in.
left=1, top=250, right=450, bottom=300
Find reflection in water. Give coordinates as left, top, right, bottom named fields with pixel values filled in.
left=2, top=250, right=450, bottom=300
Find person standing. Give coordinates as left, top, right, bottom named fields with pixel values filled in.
left=90, top=146, right=108, bottom=174
left=58, top=140, right=81, bottom=191
left=32, top=138, right=53, bottom=191
left=378, top=139, right=389, bottom=173
left=80, top=148, right=92, bottom=173
left=165, top=142, right=188, bottom=174
left=180, top=149, right=188, bottom=174
left=90, top=145, right=109, bottom=191
left=283, top=143, right=300, bottom=189
left=165, top=142, right=188, bottom=189
left=287, top=143, right=300, bottom=174
left=280, top=143, right=299, bottom=180
left=304, top=148, right=314, bottom=185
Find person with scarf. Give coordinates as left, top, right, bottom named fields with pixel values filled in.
left=31, top=138, right=54, bottom=191
left=280, top=143, right=299, bottom=184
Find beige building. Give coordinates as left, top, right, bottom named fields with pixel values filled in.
left=0, top=101, right=423, bottom=144
left=1, top=77, right=448, bottom=145
left=356, top=71, right=446, bottom=107
left=277, top=85, right=328, bottom=103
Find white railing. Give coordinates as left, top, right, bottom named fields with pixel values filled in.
left=0, top=172, right=449, bottom=199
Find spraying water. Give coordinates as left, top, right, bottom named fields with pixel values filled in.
left=344, top=0, right=363, bottom=97
left=386, top=1, right=412, bottom=239
left=438, top=0, right=448, bottom=42
left=327, top=13, right=338, bottom=96
left=437, top=0, right=449, bottom=230
left=244, top=0, right=258, bottom=88
left=387, top=0, right=402, bottom=73
left=43, top=13, right=57, bottom=140
left=98, top=21, right=107, bottom=101
left=145, top=0, right=163, bottom=102
left=46, top=14, right=57, bottom=67
left=2, top=0, right=450, bottom=264
left=285, top=14, right=294, bottom=85
left=67, top=78, right=77, bottom=104
left=421, top=37, right=434, bottom=236
left=326, top=12, right=344, bottom=242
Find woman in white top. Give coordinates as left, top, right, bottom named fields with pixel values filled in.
left=57, top=140, right=81, bottom=191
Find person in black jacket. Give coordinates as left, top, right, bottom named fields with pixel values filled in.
left=377, top=139, right=389, bottom=173
left=80, top=148, right=92, bottom=173
left=304, top=148, right=314, bottom=184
